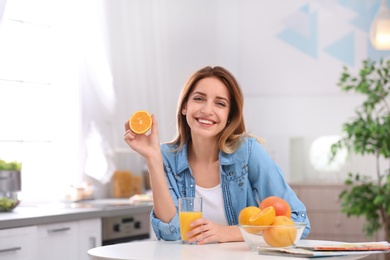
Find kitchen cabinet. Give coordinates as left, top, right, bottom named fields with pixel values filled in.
left=0, top=226, right=37, bottom=260
left=78, top=218, right=102, bottom=260
left=290, top=183, right=384, bottom=260
left=36, top=218, right=101, bottom=260
left=37, top=221, right=78, bottom=260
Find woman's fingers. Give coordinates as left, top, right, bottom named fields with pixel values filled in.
left=187, top=219, right=210, bottom=243
left=150, top=114, right=158, bottom=134
left=124, top=120, right=129, bottom=131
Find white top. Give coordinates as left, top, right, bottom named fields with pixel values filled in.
left=88, top=240, right=372, bottom=260
left=196, top=184, right=229, bottom=225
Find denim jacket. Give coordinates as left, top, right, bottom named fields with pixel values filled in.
left=150, top=137, right=310, bottom=240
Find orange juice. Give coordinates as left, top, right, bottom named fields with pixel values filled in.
left=179, top=211, right=202, bottom=241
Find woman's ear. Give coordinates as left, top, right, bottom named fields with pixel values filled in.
left=182, top=104, right=187, bottom=115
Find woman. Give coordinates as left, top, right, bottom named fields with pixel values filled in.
left=124, top=66, right=310, bottom=244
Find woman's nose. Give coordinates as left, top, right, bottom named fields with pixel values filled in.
left=201, top=103, right=213, bottom=114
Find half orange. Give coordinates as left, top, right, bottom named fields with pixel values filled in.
left=238, top=206, right=261, bottom=225
left=249, top=206, right=276, bottom=226
left=129, top=110, right=152, bottom=134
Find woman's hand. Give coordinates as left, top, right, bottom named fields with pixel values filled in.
left=124, top=114, right=161, bottom=160
left=186, top=218, right=243, bottom=244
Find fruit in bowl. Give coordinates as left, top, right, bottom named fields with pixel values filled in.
left=239, top=220, right=306, bottom=250
left=0, top=191, right=21, bottom=212
left=238, top=196, right=306, bottom=250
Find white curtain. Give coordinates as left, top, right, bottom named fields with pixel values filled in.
left=0, top=0, right=6, bottom=26
left=87, top=0, right=240, bottom=179
left=78, top=0, right=117, bottom=184
left=100, top=0, right=239, bottom=147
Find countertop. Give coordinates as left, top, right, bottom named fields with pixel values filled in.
left=0, top=199, right=153, bottom=229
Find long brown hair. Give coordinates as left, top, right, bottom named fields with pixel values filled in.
left=169, top=66, right=252, bottom=154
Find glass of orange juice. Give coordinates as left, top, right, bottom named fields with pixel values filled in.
left=178, top=197, right=202, bottom=244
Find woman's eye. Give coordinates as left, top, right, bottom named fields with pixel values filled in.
left=217, top=102, right=227, bottom=107
left=193, top=96, right=204, bottom=101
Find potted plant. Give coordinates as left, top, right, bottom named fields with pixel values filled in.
left=0, top=159, right=22, bottom=212
left=330, top=59, right=390, bottom=250
left=0, top=159, right=22, bottom=172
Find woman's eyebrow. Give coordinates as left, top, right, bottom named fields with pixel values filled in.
left=216, top=96, right=230, bottom=104
left=191, top=91, right=205, bottom=96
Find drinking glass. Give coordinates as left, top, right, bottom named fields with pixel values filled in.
left=178, top=197, right=203, bottom=244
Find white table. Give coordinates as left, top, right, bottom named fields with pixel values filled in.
left=87, top=240, right=373, bottom=260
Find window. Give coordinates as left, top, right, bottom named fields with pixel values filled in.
left=0, top=0, right=80, bottom=201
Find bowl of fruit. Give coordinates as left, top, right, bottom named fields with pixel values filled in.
left=238, top=196, right=306, bottom=250
left=239, top=220, right=306, bottom=250
left=0, top=191, right=21, bottom=212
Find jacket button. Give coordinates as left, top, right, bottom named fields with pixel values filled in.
left=169, top=226, right=176, bottom=232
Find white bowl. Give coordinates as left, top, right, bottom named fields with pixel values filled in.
left=239, top=222, right=306, bottom=250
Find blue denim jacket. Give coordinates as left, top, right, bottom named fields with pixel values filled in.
left=150, top=137, right=310, bottom=240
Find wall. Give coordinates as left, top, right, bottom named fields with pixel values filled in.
left=92, top=0, right=390, bottom=188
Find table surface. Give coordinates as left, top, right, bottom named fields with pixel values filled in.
left=87, top=240, right=374, bottom=260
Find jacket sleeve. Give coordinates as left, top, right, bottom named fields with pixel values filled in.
left=247, top=139, right=311, bottom=238
left=150, top=208, right=181, bottom=241
left=150, top=144, right=182, bottom=241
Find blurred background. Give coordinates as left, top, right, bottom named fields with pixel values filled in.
left=0, top=0, right=389, bottom=201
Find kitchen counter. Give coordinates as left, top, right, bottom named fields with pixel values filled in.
left=0, top=199, right=153, bottom=229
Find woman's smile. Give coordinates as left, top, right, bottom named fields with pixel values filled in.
left=196, top=117, right=216, bottom=126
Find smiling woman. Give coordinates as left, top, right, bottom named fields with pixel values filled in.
left=0, top=0, right=81, bottom=201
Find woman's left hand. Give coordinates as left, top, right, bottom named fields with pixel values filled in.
left=186, top=218, right=243, bottom=244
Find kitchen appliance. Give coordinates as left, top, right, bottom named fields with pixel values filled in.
left=0, top=170, right=21, bottom=191
left=0, top=170, right=21, bottom=212
left=102, top=211, right=151, bottom=245
left=72, top=199, right=152, bottom=245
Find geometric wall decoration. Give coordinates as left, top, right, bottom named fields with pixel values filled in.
left=277, top=4, right=318, bottom=59
left=324, top=32, right=355, bottom=66
left=276, top=1, right=390, bottom=66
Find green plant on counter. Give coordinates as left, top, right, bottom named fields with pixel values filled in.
left=331, top=59, right=390, bottom=245
left=0, top=159, right=22, bottom=171
left=0, top=197, right=19, bottom=212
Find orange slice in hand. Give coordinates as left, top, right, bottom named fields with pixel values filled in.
left=129, top=110, right=152, bottom=134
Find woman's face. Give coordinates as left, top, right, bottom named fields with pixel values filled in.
left=182, top=77, right=230, bottom=140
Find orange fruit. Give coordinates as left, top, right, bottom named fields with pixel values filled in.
left=249, top=206, right=276, bottom=226
left=129, top=110, right=152, bottom=134
left=262, top=216, right=297, bottom=247
left=259, top=196, right=292, bottom=218
left=238, top=206, right=261, bottom=225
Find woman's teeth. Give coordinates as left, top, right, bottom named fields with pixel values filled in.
left=198, top=119, right=213, bottom=125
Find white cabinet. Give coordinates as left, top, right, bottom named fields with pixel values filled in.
left=0, top=218, right=101, bottom=260
left=37, top=221, right=78, bottom=260
left=36, top=218, right=101, bottom=260
left=0, top=226, right=37, bottom=260
left=78, top=218, right=102, bottom=260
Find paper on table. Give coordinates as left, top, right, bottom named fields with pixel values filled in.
left=258, top=241, right=390, bottom=258
left=258, top=247, right=383, bottom=258
left=297, top=241, right=390, bottom=251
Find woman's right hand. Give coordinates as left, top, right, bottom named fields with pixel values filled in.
left=124, top=114, right=161, bottom=160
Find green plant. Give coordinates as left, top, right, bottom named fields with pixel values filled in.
left=331, top=59, right=390, bottom=245
left=0, top=159, right=22, bottom=171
